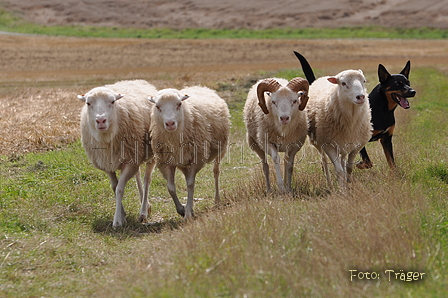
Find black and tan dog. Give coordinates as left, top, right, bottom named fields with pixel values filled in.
left=293, top=51, right=416, bottom=169
left=356, top=61, right=416, bottom=169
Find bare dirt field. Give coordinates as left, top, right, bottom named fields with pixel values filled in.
left=1, top=35, right=447, bottom=157
left=3, top=0, right=448, bottom=29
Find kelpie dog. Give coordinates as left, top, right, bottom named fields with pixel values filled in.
left=356, top=61, right=416, bottom=169
left=293, top=51, right=416, bottom=169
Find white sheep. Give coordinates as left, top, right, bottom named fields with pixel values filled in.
left=78, top=80, right=157, bottom=227
left=306, top=70, right=372, bottom=188
left=243, top=77, right=309, bottom=193
left=148, top=86, right=230, bottom=219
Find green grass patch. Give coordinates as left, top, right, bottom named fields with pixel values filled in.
left=1, top=9, right=448, bottom=39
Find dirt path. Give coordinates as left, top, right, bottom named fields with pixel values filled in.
left=1, top=36, right=447, bottom=85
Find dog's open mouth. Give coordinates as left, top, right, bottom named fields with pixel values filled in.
left=392, top=93, right=410, bottom=109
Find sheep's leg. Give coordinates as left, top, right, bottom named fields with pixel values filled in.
left=107, top=171, right=119, bottom=193
left=135, top=168, right=143, bottom=203
left=249, top=136, right=271, bottom=192
left=268, top=143, right=287, bottom=192
left=113, top=164, right=140, bottom=227
left=213, top=161, right=221, bottom=205
left=160, top=166, right=185, bottom=217
left=284, top=145, right=300, bottom=191
left=346, top=151, right=358, bottom=183
left=320, top=151, right=333, bottom=189
left=322, top=145, right=346, bottom=188
left=340, top=155, right=347, bottom=177
left=138, top=160, right=156, bottom=223
left=324, top=148, right=346, bottom=188
left=184, top=166, right=199, bottom=220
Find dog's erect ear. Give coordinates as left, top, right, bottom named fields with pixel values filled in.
left=378, top=64, right=391, bottom=85
left=400, top=60, right=411, bottom=79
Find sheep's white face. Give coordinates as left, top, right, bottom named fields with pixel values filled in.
left=268, top=88, right=306, bottom=125
left=149, top=89, right=189, bottom=132
left=328, top=70, right=367, bottom=105
left=78, top=87, right=123, bottom=132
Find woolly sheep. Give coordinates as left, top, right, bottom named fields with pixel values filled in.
left=78, top=80, right=157, bottom=227
left=148, top=86, right=230, bottom=219
left=306, top=70, right=372, bottom=188
left=243, top=77, right=309, bottom=193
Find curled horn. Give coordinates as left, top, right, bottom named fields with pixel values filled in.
left=287, top=77, right=310, bottom=111
left=256, top=78, right=282, bottom=114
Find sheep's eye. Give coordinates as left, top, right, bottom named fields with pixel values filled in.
left=156, top=106, right=161, bottom=111
left=86, top=102, right=91, bottom=106
left=272, top=101, right=277, bottom=106
left=177, top=102, right=182, bottom=109
left=293, top=99, right=298, bottom=104
left=341, top=82, right=347, bottom=86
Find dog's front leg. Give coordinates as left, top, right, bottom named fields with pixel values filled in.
left=357, top=147, right=373, bottom=169
left=380, top=133, right=396, bottom=168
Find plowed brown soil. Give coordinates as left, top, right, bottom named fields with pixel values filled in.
left=3, top=0, right=448, bottom=29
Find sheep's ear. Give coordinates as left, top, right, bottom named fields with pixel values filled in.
left=358, top=69, right=364, bottom=75
left=77, top=95, right=86, bottom=102
left=327, top=77, right=338, bottom=84
left=148, top=96, right=156, bottom=104
left=115, top=94, right=124, bottom=101
left=378, top=64, right=391, bottom=85
left=181, top=94, right=190, bottom=101
left=298, top=91, right=309, bottom=111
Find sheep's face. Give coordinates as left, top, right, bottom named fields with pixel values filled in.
left=268, top=88, right=306, bottom=126
left=149, top=89, right=189, bottom=132
left=78, top=87, right=123, bottom=133
left=328, top=70, right=367, bottom=105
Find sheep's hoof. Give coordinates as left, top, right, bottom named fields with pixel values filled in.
left=183, top=213, right=195, bottom=222
left=112, top=218, right=127, bottom=229
left=356, top=161, right=373, bottom=169
left=138, top=214, right=148, bottom=224
left=177, top=207, right=185, bottom=217
left=278, top=187, right=290, bottom=195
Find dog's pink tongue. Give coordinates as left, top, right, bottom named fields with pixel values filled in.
left=400, top=97, right=410, bottom=109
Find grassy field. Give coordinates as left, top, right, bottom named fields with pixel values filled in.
left=1, top=8, right=448, bottom=39
left=1, top=65, right=447, bottom=297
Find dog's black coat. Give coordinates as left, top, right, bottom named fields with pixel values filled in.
left=293, top=51, right=416, bottom=168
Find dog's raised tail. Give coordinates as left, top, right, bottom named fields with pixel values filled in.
left=293, top=51, right=316, bottom=85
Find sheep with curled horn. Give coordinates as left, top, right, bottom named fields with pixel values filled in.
left=244, top=77, right=309, bottom=193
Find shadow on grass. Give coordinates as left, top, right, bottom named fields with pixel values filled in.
left=92, top=214, right=183, bottom=238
